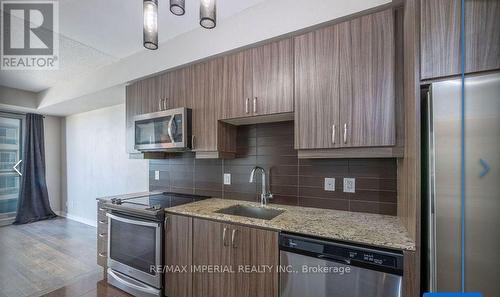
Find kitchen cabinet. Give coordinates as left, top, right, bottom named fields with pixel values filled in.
left=160, top=67, right=193, bottom=110
left=250, top=38, right=294, bottom=116
left=191, top=59, right=237, bottom=158
left=421, top=0, right=500, bottom=79
left=125, top=76, right=162, bottom=154
left=192, top=218, right=232, bottom=297
left=191, top=218, right=278, bottom=297
left=231, top=224, right=279, bottom=297
left=221, top=51, right=251, bottom=119
left=125, top=62, right=235, bottom=158
left=165, top=214, right=193, bottom=297
left=221, top=38, right=293, bottom=120
left=294, top=9, right=396, bottom=154
left=342, top=9, right=396, bottom=147
left=96, top=201, right=108, bottom=270
left=294, top=22, right=345, bottom=149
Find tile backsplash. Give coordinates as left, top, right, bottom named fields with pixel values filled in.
left=149, top=121, right=397, bottom=215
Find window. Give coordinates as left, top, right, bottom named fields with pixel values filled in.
left=0, top=115, right=22, bottom=218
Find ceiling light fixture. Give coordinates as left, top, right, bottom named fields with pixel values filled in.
left=143, top=0, right=158, bottom=50
left=144, top=0, right=217, bottom=50
left=170, top=0, right=185, bottom=16
left=200, top=0, right=216, bottom=29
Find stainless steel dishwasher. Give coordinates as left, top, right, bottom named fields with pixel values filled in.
left=279, top=233, right=403, bottom=297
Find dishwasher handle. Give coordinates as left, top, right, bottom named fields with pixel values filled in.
left=317, top=254, right=351, bottom=265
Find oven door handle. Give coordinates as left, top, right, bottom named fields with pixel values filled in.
left=106, top=213, right=160, bottom=228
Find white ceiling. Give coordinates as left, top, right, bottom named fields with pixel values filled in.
left=0, top=0, right=267, bottom=92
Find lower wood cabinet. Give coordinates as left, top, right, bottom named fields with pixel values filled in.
left=96, top=202, right=108, bottom=270
left=165, top=214, right=193, bottom=297
left=165, top=215, right=279, bottom=297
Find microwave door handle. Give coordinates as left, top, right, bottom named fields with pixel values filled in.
left=167, top=116, right=174, bottom=143
left=106, top=213, right=160, bottom=228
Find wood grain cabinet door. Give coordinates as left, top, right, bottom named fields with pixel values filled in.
left=231, top=225, right=279, bottom=297
left=340, top=9, right=396, bottom=147
left=166, top=67, right=194, bottom=109
left=251, top=38, right=294, bottom=116
left=421, top=0, right=500, bottom=79
left=125, top=76, right=159, bottom=153
left=221, top=51, right=253, bottom=120
left=191, top=59, right=223, bottom=152
left=192, top=218, right=233, bottom=297
left=165, top=214, right=193, bottom=297
left=294, top=23, right=343, bottom=149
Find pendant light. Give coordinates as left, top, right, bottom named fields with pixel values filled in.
left=170, top=0, right=185, bottom=16
left=200, top=0, right=216, bottom=29
left=143, top=0, right=158, bottom=50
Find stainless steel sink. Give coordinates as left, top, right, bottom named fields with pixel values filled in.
left=215, top=204, right=285, bottom=220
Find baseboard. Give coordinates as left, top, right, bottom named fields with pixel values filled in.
left=57, top=211, right=97, bottom=227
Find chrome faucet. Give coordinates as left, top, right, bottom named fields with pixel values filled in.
left=249, top=166, right=273, bottom=206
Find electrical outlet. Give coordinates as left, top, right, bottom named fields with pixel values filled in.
left=154, top=170, right=160, bottom=180
left=224, top=173, right=231, bottom=185
left=324, top=178, right=335, bottom=191
left=343, top=178, right=356, bottom=193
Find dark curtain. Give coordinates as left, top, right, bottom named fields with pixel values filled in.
left=14, top=114, right=57, bottom=224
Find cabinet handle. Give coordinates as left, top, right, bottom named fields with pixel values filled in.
left=158, top=99, right=163, bottom=111
left=98, top=233, right=107, bottom=238
left=191, top=135, right=195, bottom=149
left=222, top=227, right=229, bottom=246
left=231, top=229, right=238, bottom=248
left=332, top=124, right=336, bottom=144
left=343, top=123, right=347, bottom=144
left=98, top=220, right=106, bottom=224
left=245, top=98, right=249, bottom=114
left=98, top=252, right=107, bottom=257
left=253, top=97, right=257, bottom=114
left=164, top=98, right=168, bottom=110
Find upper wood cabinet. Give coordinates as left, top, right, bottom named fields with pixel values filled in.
left=221, top=51, right=251, bottom=119
left=294, top=22, right=344, bottom=149
left=125, top=76, right=160, bottom=154
left=191, top=218, right=278, bottom=297
left=221, top=38, right=294, bottom=120
left=421, top=0, right=500, bottom=79
left=343, top=9, right=396, bottom=147
left=294, top=9, right=396, bottom=151
left=160, top=67, right=193, bottom=109
left=191, top=60, right=237, bottom=157
left=251, top=38, right=294, bottom=116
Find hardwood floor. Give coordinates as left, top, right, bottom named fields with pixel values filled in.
left=40, top=272, right=131, bottom=297
left=0, top=218, right=101, bottom=297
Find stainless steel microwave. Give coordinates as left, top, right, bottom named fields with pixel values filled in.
left=133, top=107, right=191, bottom=152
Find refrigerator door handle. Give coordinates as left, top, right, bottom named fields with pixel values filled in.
left=427, top=89, right=437, bottom=292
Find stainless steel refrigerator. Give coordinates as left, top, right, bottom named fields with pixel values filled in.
left=424, top=72, right=500, bottom=295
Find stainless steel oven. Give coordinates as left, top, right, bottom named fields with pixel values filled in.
left=134, top=107, right=191, bottom=152
left=107, top=212, right=162, bottom=297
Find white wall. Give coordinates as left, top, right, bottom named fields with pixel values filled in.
left=62, top=104, right=149, bottom=225
left=44, top=116, right=62, bottom=212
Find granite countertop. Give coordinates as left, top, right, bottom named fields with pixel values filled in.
left=166, top=198, right=416, bottom=251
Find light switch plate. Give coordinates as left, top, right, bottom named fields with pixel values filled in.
left=343, top=178, right=355, bottom=193
left=324, top=178, right=335, bottom=191
left=154, top=170, right=160, bottom=180
left=224, top=173, right=231, bottom=185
